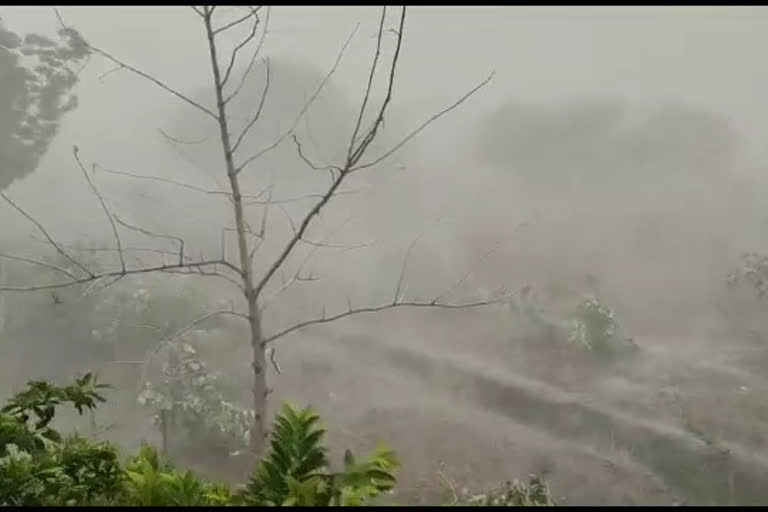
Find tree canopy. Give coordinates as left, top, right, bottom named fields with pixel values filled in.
left=0, top=20, right=88, bottom=191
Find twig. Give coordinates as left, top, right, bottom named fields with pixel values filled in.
left=73, top=147, right=126, bottom=273
left=268, top=346, right=281, bottom=374
left=97, top=165, right=270, bottom=201
left=262, top=294, right=512, bottom=347
left=0, top=259, right=235, bottom=292
left=252, top=10, right=406, bottom=295
left=220, top=6, right=262, bottom=87
left=53, top=8, right=218, bottom=120
left=235, top=23, right=359, bottom=175
left=213, top=6, right=260, bottom=35
left=231, top=57, right=270, bottom=154
left=351, top=72, right=495, bottom=172
left=433, top=221, right=528, bottom=304
left=0, top=253, right=77, bottom=281
left=112, top=215, right=186, bottom=267
left=1, top=192, right=94, bottom=278
left=347, top=6, right=386, bottom=161
left=224, top=6, right=271, bottom=105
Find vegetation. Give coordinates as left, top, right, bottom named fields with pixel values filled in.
left=566, top=296, right=637, bottom=357
left=511, top=282, right=637, bottom=359
left=0, top=19, right=89, bottom=191
left=1, top=376, right=550, bottom=506
left=137, top=339, right=253, bottom=456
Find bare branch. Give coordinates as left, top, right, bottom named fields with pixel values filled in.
left=393, top=216, right=445, bottom=303
left=91, top=46, right=218, bottom=119
left=213, top=6, right=260, bottom=35
left=231, top=58, right=270, bottom=154
left=433, top=221, right=528, bottom=304
left=162, top=266, right=244, bottom=291
left=351, top=72, right=495, bottom=172
left=1, top=192, right=94, bottom=278
left=220, top=6, right=261, bottom=87
left=292, top=135, right=341, bottom=174
left=235, top=23, right=359, bottom=175
left=167, top=309, right=250, bottom=343
left=73, top=147, right=126, bottom=273
left=262, top=295, right=512, bottom=346
left=190, top=6, right=205, bottom=18
left=347, top=6, right=386, bottom=160
left=268, top=346, right=281, bottom=374
left=258, top=213, right=365, bottom=314
left=53, top=8, right=218, bottom=120
left=112, top=214, right=186, bottom=267
left=0, top=253, right=77, bottom=281
left=252, top=11, right=405, bottom=295
left=27, top=237, right=191, bottom=263
left=348, top=7, right=406, bottom=167
left=224, top=6, right=271, bottom=105
left=97, top=165, right=270, bottom=201
left=158, top=128, right=210, bottom=145
left=0, top=258, right=235, bottom=292
left=242, top=187, right=365, bottom=207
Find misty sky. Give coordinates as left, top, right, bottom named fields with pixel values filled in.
left=3, top=6, right=768, bottom=162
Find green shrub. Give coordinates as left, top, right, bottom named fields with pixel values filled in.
left=0, top=377, right=405, bottom=506
left=240, top=402, right=398, bottom=506
left=0, top=374, right=123, bottom=505
left=137, top=340, right=253, bottom=456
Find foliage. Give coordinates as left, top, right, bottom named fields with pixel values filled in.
left=0, top=19, right=89, bottom=190
left=240, top=402, right=398, bottom=506
left=726, top=252, right=768, bottom=300
left=122, top=444, right=232, bottom=506
left=1, top=372, right=107, bottom=452
left=566, top=296, right=631, bottom=355
left=1, top=376, right=565, bottom=506
left=137, top=340, right=254, bottom=456
left=462, top=475, right=555, bottom=506
left=510, top=282, right=637, bottom=359
left=0, top=374, right=122, bottom=506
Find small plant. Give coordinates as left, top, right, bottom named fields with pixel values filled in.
left=240, top=402, right=398, bottom=506
left=727, top=252, right=768, bottom=299
left=566, top=296, right=635, bottom=357
left=122, top=444, right=232, bottom=506
left=464, top=475, right=555, bottom=506
left=137, top=340, right=253, bottom=455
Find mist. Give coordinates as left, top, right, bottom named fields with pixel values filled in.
left=2, top=5, right=768, bottom=505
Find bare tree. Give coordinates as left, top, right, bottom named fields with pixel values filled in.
left=1, top=5, right=501, bottom=456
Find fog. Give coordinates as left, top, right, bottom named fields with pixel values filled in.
left=3, top=5, right=768, bottom=505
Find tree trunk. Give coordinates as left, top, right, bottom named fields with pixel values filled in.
left=248, top=308, right=267, bottom=455
left=0, top=260, right=5, bottom=333
left=203, top=9, right=268, bottom=458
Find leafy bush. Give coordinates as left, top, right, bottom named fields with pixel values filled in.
left=122, top=444, right=232, bottom=506
left=0, top=377, right=406, bottom=506
left=241, top=402, right=398, bottom=506
left=0, top=374, right=124, bottom=505
left=566, top=296, right=634, bottom=356
left=137, top=340, right=253, bottom=456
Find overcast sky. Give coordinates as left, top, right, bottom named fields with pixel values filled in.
left=3, top=6, right=768, bottom=155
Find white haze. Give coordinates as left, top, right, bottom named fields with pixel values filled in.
left=3, top=5, right=768, bottom=505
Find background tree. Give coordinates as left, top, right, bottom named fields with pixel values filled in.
left=0, top=18, right=88, bottom=191
left=0, top=6, right=498, bottom=457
